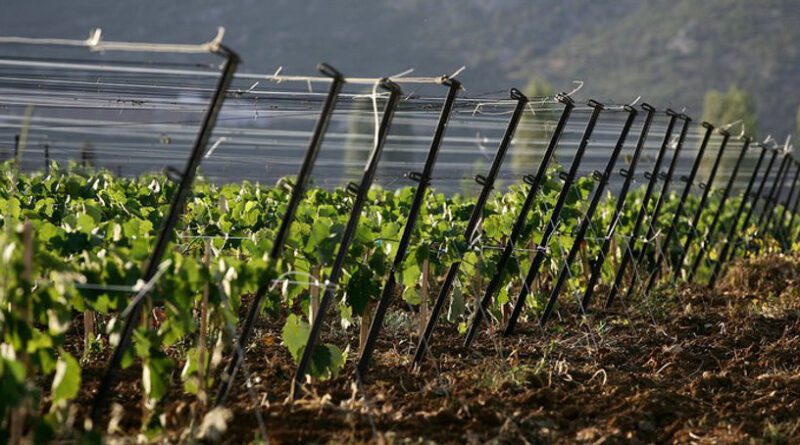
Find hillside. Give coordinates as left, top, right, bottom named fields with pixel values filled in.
left=520, top=0, right=800, bottom=138
left=0, top=0, right=798, bottom=136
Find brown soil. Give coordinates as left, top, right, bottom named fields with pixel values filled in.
left=72, top=254, right=800, bottom=444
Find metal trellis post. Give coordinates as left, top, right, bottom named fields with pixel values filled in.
left=622, top=114, right=690, bottom=301
left=291, top=79, right=403, bottom=399
left=673, top=128, right=730, bottom=280
left=756, top=152, right=791, bottom=244
left=776, top=159, right=800, bottom=249
left=215, top=63, right=346, bottom=405
left=458, top=94, right=575, bottom=344
left=355, top=78, right=460, bottom=379
left=540, top=105, right=637, bottom=326
left=688, top=138, right=752, bottom=280
left=581, top=103, right=656, bottom=310
left=707, top=144, right=770, bottom=286
left=412, top=88, right=530, bottom=367
left=723, top=147, right=779, bottom=265
left=91, top=45, right=240, bottom=426
left=643, top=122, right=713, bottom=295
left=604, top=110, right=680, bottom=309
left=502, top=100, right=605, bottom=337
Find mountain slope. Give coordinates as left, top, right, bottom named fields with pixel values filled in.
left=0, top=0, right=797, bottom=136
left=521, top=0, right=800, bottom=136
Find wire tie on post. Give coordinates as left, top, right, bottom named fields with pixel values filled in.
left=522, top=174, right=536, bottom=186
left=164, top=166, right=183, bottom=183
left=346, top=182, right=360, bottom=197
left=406, top=171, right=428, bottom=185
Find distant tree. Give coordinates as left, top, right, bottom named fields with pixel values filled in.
left=702, top=87, right=759, bottom=181
left=701, top=86, right=758, bottom=138
left=512, top=76, right=555, bottom=175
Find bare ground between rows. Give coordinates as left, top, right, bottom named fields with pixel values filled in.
left=75, top=254, right=800, bottom=444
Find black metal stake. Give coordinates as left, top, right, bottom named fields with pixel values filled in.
left=643, top=122, right=714, bottom=295
left=411, top=89, right=530, bottom=367
left=215, top=64, right=345, bottom=405
left=581, top=104, right=657, bottom=310
left=688, top=138, right=751, bottom=280
left=776, top=160, right=800, bottom=249
left=355, top=78, right=460, bottom=379
left=622, top=115, right=690, bottom=301
left=291, top=79, right=402, bottom=399
left=502, top=100, right=605, bottom=337
left=540, top=106, right=637, bottom=326
left=724, top=147, right=778, bottom=265
left=44, top=144, right=50, bottom=174
left=707, top=144, right=770, bottom=286
left=754, top=152, right=790, bottom=234
left=604, top=110, right=680, bottom=309
left=756, top=152, right=791, bottom=244
left=91, top=46, right=240, bottom=426
left=785, top=160, right=800, bottom=243
left=458, top=94, right=574, bottom=344
left=674, top=129, right=730, bottom=280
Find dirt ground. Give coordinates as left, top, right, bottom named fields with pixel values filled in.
left=74, top=254, right=800, bottom=444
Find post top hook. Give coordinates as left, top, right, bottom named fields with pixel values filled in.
left=586, top=99, right=605, bottom=110
left=555, top=92, right=575, bottom=106
left=509, top=88, right=528, bottom=103
left=379, top=77, right=402, bottom=94
left=317, top=63, right=344, bottom=81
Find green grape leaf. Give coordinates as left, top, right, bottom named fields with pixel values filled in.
left=345, top=265, right=379, bottom=316
left=401, top=262, right=421, bottom=288
left=51, top=350, right=80, bottom=406
left=143, top=355, right=173, bottom=402
left=309, top=344, right=345, bottom=380
left=282, top=313, right=310, bottom=361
